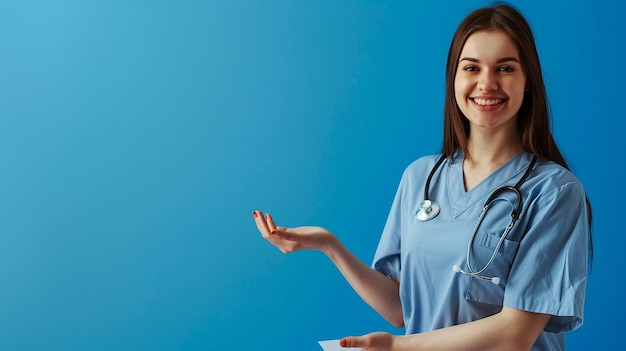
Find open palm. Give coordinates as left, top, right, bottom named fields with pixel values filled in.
left=253, top=210, right=334, bottom=253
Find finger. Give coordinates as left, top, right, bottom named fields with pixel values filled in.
left=252, top=210, right=271, bottom=238
left=266, top=213, right=277, bottom=232
left=339, top=337, right=363, bottom=348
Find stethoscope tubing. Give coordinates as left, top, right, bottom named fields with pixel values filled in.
left=418, top=154, right=538, bottom=284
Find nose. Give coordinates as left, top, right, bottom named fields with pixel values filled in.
left=477, top=70, right=498, bottom=92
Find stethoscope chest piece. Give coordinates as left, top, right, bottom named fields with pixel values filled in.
left=416, top=199, right=440, bottom=221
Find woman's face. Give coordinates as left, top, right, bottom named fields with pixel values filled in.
left=454, top=30, right=527, bottom=133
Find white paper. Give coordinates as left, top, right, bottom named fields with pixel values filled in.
left=318, top=339, right=361, bottom=351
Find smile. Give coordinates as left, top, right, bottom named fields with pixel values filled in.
left=472, top=98, right=505, bottom=106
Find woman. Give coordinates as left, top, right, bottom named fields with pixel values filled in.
left=253, top=3, right=591, bottom=350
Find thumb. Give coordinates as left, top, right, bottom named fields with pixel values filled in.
left=270, top=227, right=298, bottom=241
left=339, top=336, right=366, bottom=348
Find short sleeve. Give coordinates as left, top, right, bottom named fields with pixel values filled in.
left=371, top=172, right=406, bottom=282
left=503, top=182, right=589, bottom=333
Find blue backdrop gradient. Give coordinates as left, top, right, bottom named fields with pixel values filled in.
left=0, top=1, right=623, bottom=350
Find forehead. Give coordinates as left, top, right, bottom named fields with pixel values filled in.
left=459, top=30, right=520, bottom=61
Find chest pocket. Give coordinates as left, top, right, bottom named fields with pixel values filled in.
left=464, top=199, right=523, bottom=306
left=464, top=230, right=521, bottom=305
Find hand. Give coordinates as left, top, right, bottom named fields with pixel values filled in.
left=340, top=332, right=395, bottom=351
left=253, top=210, right=335, bottom=253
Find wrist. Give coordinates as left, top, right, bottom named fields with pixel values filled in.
left=391, top=335, right=410, bottom=351
left=320, top=234, right=341, bottom=258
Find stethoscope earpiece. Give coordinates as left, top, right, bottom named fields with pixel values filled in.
left=452, top=264, right=500, bottom=285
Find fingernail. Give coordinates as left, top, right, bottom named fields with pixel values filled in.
left=270, top=230, right=276, bottom=235
left=253, top=211, right=258, bottom=218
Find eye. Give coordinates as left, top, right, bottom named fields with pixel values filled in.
left=498, top=65, right=515, bottom=72
left=462, top=65, right=478, bottom=72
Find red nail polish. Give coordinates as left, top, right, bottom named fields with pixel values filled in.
left=271, top=230, right=276, bottom=235
left=253, top=211, right=258, bottom=217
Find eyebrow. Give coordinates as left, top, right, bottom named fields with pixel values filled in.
left=459, top=57, right=520, bottom=63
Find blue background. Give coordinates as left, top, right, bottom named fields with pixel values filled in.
left=0, top=0, right=624, bottom=350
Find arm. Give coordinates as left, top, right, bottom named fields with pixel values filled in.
left=324, top=235, right=404, bottom=327
left=341, top=307, right=550, bottom=351
left=253, top=210, right=404, bottom=327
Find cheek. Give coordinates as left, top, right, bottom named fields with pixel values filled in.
left=505, top=75, right=527, bottom=96
left=506, top=82, right=527, bottom=105
left=454, top=77, right=466, bottom=104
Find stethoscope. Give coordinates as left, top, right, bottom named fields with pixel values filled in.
left=416, top=154, right=537, bottom=285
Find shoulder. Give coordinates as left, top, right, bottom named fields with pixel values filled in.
left=393, top=153, right=450, bottom=196
left=532, top=159, right=584, bottom=189
left=527, top=158, right=587, bottom=204
left=385, top=154, right=444, bottom=195
left=403, top=154, right=446, bottom=178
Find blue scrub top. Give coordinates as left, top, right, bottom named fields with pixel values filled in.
left=372, top=151, right=589, bottom=351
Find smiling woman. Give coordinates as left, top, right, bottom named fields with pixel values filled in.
left=255, top=3, right=592, bottom=351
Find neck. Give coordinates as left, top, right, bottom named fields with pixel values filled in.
left=462, top=128, right=523, bottom=191
left=465, top=128, right=523, bottom=168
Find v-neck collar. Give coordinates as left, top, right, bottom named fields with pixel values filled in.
left=446, top=149, right=533, bottom=218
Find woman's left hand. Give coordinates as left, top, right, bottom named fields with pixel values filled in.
left=340, top=332, right=396, bottom=351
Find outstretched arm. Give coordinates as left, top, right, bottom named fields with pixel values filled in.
left=340, top=306, right=550, bottom=351
left=253, top=210, right=404, bottom=327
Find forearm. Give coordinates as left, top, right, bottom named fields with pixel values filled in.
left=392, top=307, right=550, bottom=351
left=322, top=236, right=404, bottom=327
left=253, top=212, right=403, bottom=327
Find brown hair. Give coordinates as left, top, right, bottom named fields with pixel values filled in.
left=441, top=2, right=593, bottom=263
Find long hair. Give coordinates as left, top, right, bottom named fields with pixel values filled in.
left=441, top=2, right=593, bottom=264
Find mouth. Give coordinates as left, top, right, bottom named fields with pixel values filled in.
left=471, top=97, right=505, bottom=106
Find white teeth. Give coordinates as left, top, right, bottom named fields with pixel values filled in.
left=473, top=98, right=503, bottom=106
